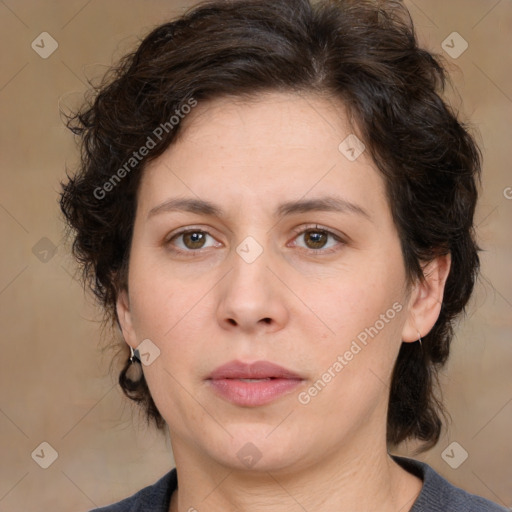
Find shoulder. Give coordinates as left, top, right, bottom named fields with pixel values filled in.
left=88, top=468, right=177, bottom=512
left=392, top=455, right=508, bottom=512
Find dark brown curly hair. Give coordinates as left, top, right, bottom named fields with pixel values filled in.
left=59, top=0, right=482, bottom=451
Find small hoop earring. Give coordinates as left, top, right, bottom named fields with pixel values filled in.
left=121, top=346, right=143, bottom=385
left=129, top=346, right=140, bottom=364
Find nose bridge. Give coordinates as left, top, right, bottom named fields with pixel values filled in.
left=229, top=232, right=272, bottom=300
left=229, top=209, right=272, bottom=281
left=215, top=230, right=288, bottom=331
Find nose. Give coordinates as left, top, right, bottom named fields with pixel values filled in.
left=215, top=242, right=289, bottom=335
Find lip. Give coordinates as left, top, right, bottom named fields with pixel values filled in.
left=206, top=360, right=304, bottom=407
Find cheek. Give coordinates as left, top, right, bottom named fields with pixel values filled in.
left=127, top=255, right=218, bottom=371
left=302, top=267, right=407, bottom=389
left=127, top=248, right=193, bottom=333
left=298, top=277, right=405, bottom=418
left=309, top=266, right=403, bottom=336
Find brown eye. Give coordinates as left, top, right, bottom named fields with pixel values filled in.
left=303, top=230, right=329, bottom=249
left=182, top=231, right=207, bottom=249
left=291, top=226, right=345, bottom=254
left=167, top=229, right=219, bottom=253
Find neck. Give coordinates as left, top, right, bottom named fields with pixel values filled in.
left=168, top=428, right=422, bottom=512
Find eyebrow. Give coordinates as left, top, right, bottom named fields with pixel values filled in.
left=147, top=196, right=372, bottom=222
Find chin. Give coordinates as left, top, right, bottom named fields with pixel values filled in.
left=205, top=426, right=311, bottom=474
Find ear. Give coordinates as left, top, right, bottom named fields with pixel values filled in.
left=116, top=288, right=138, bottom=350
left=401, top=253, right=451, bottom=342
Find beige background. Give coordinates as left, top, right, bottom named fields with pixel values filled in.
left=0, top=0, right=511, bottom=510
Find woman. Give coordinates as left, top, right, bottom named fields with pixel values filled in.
left=59, top=0, right=508, bottom=510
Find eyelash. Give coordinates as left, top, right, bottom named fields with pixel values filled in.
left=165, top=224, right=346, bottom=257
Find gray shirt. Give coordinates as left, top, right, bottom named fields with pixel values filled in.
left=90, top=455, right=508, bottom=511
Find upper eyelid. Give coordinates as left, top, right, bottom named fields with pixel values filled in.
left=289, top=224, right=344, bottom=239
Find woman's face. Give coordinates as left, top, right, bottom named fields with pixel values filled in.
left=117, top=92, right=439, bottom=472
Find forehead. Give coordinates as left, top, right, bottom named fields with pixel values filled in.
left=138, top=91, right=388, bottom=219
left=174, top=91, right=352, bottom=154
